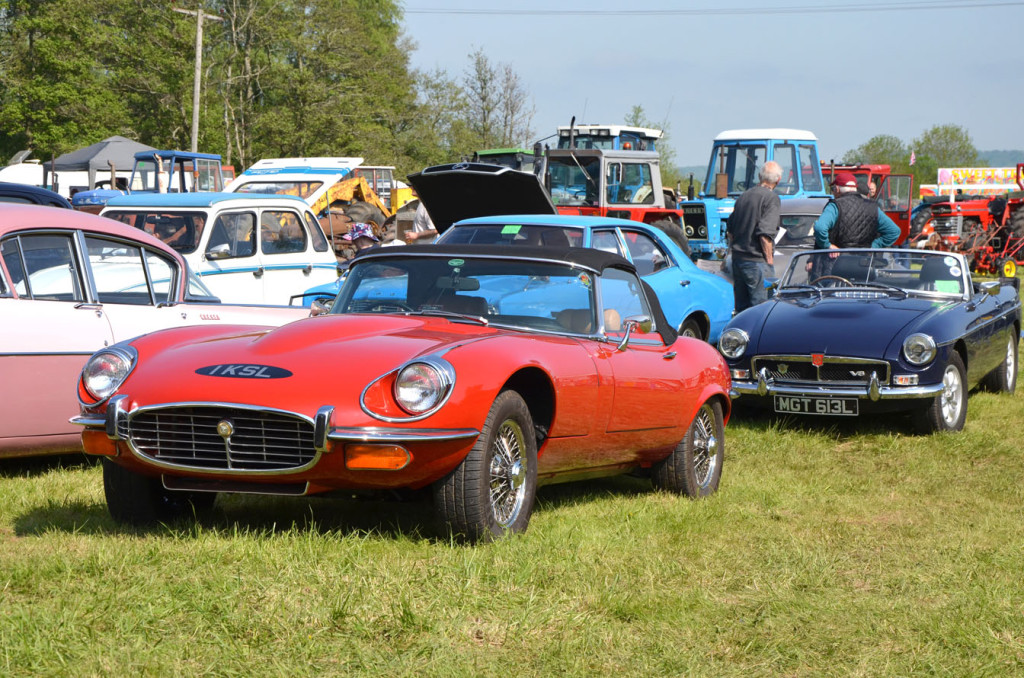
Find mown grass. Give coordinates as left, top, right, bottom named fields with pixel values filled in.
left=2, top=367, right=1024, bottom=676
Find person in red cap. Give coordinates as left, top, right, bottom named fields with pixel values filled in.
left=813, top=170, right=899, bottom=250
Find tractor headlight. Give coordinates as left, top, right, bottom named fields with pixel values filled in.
left=903, top=333, right=937, bottom=366
left=81, top=347, right=136, bottom=401
left=718, top=328, right=749, bottom=359
left=394, top=361, right=453, bottom=415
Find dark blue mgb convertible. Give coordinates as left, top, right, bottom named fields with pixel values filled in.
left=719, top=248, right=1021, bottom=432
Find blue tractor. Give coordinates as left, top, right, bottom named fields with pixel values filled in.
left=679, top=129, right=830, bottom=259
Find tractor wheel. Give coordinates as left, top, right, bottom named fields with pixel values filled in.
left=1009, top=207, right=1024, bottom=238
left=344, top=201, right=387, bottom=230
left=909, top=207, right=932, bottom=241
left=650, top=218, right=691, bottom=257
left=999, top=258, right=1017, bottom=278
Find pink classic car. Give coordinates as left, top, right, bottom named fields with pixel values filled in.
left=0, top=204, right=311, bottom=458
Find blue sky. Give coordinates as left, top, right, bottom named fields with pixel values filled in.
left=402, top=1, right=1024, bottom=167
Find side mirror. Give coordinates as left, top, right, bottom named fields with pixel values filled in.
left=310, top=298, right=332, bottom=316
left=979, top=280, right=1000, bottom=297
left=206, top=243, right=231, bottom=260
left=616, top=314, right=652, bottom=351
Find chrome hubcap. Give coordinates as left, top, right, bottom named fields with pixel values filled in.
left=692, top=404, right=720, bottom=489
left=939, top=364, right=964, bottom=426
left=1007, top=338, right=1017, bottom=389
left=489, top=419, right=527, bottom=527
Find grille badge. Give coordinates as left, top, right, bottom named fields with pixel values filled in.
left=216, top=420, right=234, bottom=439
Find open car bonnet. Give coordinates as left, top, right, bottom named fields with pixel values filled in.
left=407, top=162, right=557, bottom=233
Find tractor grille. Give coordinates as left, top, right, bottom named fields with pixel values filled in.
left=931, top=215, right=962, bottom=237
left=127, top=406, right=316, bottom=471
left=753, top=357, right=890, bottom=385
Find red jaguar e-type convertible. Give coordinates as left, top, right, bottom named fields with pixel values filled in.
left=75, top=245, right=731, bottom=540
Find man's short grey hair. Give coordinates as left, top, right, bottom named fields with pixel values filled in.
left=836, top=185, right=859, bottom=195
left=759, top=161, right=782, bottom=185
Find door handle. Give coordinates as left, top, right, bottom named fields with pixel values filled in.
left=253, top=266, right=264, bottom=278
left=303, top=264, right=312, bottom=275
left=679, top=280, right=690, bottom=287
left=663, top=351, right=677, bottom=360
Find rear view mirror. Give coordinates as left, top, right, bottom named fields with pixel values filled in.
left=436, top=276, right=480, bottom=291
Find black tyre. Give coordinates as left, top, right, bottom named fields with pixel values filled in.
left=1010, top=208, right=1024, bottom=237
left=343, top=200, right=386, bottom=228
left=650, top=218, right=691, bottom=257
left=652, top=399, right=724, bottom=497
left=102, top=459, right=216, bottom=526
left=433, top=390, right=538, bottom=541
left=909, top=207, right=932, bottom=241
left=981, top=334, right=1018, bottom=394
left=678, top=317, right=703, bottom=340
left=912, top=352, right=967, bottom=433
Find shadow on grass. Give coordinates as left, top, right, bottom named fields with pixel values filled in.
left=0, top=453, right=94, bottom=479
left=727, top=404, right=921, bottom=439
left=13, top=474, right=661, bottom=542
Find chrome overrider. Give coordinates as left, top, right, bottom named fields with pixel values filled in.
left=731, top=367, right=945, bottom=401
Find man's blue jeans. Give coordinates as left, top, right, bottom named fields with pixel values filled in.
left=732, top=258, right=774, bottom=313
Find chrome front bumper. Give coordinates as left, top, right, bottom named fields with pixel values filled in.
left=730, top=368, right=944, bottom=401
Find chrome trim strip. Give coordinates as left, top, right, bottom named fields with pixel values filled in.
left=359, top=355, right=457, bottom=424
left=328, top=426, right=479, bottom=443
left=107, top=395, right=129, bottom=439
left=0, top=351, right=96, bottom=358
left=751, top=354, right=892, bottom=385
left=121, top=401, right=321, bottom=476
left=732, top=380, right=944, bottom=400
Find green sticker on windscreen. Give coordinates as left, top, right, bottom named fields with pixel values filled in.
left=501, top=224, right=522, bottom=235
left=447, top=258, right=465, bottom=267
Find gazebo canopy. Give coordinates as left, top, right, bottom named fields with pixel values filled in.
left=44, top=136, right=155, bottom=188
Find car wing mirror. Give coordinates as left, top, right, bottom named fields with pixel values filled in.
left=616, top=314, right=652, bottom=352
left=979, top=280, right=1001, bottom=297
left=206, top=243, right=231, bottom=260
left=310, top=298, right=333, bottom=316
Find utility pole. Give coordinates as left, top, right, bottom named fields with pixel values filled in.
left=174, top=4, right=224, bottom=153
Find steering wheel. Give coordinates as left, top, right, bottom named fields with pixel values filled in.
left=810, top=275, right=853, bottom=287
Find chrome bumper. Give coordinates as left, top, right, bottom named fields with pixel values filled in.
left=731, top=368, right=944, bottom=401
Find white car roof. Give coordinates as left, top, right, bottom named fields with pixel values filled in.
left=714, top=129, right=818, bottom=141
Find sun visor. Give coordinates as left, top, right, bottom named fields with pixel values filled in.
left=407, top=162, right=557, bottom=233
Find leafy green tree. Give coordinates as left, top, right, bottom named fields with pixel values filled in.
left=840, top=134, right=908, bottom=170
left=909, top=123, right=983, bottom=189
left=624, top=104, right=683, bottom=192
left=0, top=0, right=132, bottom=161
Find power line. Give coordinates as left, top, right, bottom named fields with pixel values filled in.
left=405, top=1, right=1024, bottom=16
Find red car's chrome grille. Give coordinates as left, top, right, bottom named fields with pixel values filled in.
left=128, top=406, right=316, bottom=471
left=753, top=357, right=890, bottom=385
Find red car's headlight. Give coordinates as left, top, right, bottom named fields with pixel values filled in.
left=81, top=347, right=135, bottom=401
left=394, top=362, right=448, bottom=414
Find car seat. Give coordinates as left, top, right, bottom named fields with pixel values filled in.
left=555, top=308, right=594, bottom=334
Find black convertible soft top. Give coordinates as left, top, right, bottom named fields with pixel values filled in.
left=351, top=244, right=678, bottom=345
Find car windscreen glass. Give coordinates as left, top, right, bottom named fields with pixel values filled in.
left=232, top=181, right=323, bottom=200
left=777, top=216, right=816, bottom=247
left=704, top=143, right=767, bottom=196
left=439, top=224, right=584, bottom=247
left=783, top=250, right=967, bottom=297
left=334, top=256, right=597, bottom=334
left=546, top=156, right=600, bottom=206
left=103, top=210, right=207, bottom=254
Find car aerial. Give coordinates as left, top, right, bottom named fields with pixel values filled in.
left=74, top=244, right=731, bottom=540
left=100, top=192, right=339, bottom=305
left=718, top=248, right=1020, bottom=432
left=0, top=181, right=73, bottom=208
left=0, top=204, right=312, bottom=458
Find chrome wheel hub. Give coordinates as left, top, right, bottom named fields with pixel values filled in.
left=489, top=419, right=527, bottom=527
left=692, top=404, right=720, bottom=489
left=939, top=364, right=964, bottom=426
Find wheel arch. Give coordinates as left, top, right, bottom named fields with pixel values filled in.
left=679, top=312, right=710, bottom=341
left=500, top=367, right=555, bottom=448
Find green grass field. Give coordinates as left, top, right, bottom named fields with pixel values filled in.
left=3, top=363, right=1023, bottom=677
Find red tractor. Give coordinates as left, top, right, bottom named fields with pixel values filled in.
left=910, top=163, right=1024, bottom=276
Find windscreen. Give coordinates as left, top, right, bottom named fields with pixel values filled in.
left=783, top=250, right=967, bottom=297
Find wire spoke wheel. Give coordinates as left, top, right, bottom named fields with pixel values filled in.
left=489, top=419, right=527, bottom=527
left=690, top=403, right=720, bottom=489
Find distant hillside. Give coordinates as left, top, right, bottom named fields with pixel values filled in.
left=979, top=150, right=1024, bottom=166
left=678, top=165, right=706, bottom=184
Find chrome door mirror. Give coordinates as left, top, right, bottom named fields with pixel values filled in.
left=616, top=314, right=652, bottom=351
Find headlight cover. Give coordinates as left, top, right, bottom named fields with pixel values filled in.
left=718, top=328, right=749, bottom=359
left=82, top=347, right=136, bottom=401
left=394, top=361, right=452, bottom=414
left=903, top=333, right=937, bottom=366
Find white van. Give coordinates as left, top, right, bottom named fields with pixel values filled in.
left=101, top=192, right=338, bottom=305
